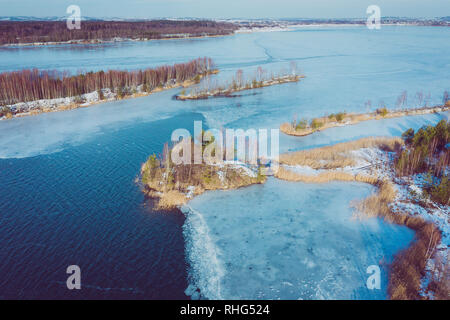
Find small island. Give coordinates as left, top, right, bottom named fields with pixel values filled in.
left=175, top=64, right=303, bottom=100
left=140, top=135, right=266, bottom=209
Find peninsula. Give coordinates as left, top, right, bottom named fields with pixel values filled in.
left=0, top=57, right=217, bottom=120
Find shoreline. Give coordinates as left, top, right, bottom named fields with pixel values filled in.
left=139, top=139, right=267, bottom=209
left=140, top=159, right=266, bottom=210
left=280, top=104, right=450, bottom=137
left=0, top=70, right=219, bottom=121
left=0, top=33, right=234, bottom=48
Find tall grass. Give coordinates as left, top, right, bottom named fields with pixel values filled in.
left=140, top=138, right=264, bottom=209
left=352, top=180, right=443, bottom=300
left=275, top=166, right=379, bottom=184
left=279, top=137, right=403, bottom=169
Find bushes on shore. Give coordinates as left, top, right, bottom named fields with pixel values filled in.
left=396, top=120, right=449, bottom=205
left=328, top=112, right=346, bottom=122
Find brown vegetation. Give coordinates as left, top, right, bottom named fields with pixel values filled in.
left=279, top=137, right=403, bottom=169
left=425, top=253, right=449, bottom=300
left=0, top=20, right=238, bottom=45
left=354, top=180, right=443, bottom=300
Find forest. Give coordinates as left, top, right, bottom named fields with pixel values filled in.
left=0, top=57, right=215, bottom=105
left=0, top=20, right=238, bottom=45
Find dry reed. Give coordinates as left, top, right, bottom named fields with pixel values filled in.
left=279, top=137, right=403, bottom=169
left=354, top=180, right=443, bottom=300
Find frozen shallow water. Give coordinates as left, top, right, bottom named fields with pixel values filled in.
left=183, top=178, right=414, bottom=300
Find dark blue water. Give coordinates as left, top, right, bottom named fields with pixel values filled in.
left=0, top=112, right=204, bottom=299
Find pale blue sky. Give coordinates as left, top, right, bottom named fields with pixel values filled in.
left=0, top=0, right=449, bottom=19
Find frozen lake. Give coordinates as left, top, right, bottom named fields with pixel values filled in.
left=0, top=25, right=448, bottom=299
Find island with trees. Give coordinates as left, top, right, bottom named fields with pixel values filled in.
left=175, top=64, right=303, bottom=100
left=140, top=132, right=266, bottom=209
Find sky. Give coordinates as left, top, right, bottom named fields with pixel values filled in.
left=0, top=0, right=449, bottom=19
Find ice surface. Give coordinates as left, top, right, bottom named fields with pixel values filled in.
left=0, top=89, right=185, bottom=159
left=184, top=178, right=414, bottom=299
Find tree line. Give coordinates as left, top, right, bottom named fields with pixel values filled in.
left=0, top=20, right=238, bottom=45
left=0, top=57, right=215, bottom=105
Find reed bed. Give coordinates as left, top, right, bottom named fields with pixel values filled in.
left=275, top=166, right=379, bottom=184
left=0, top=20, right=238, bottom=45
left=353, top=180, right=443, bottom=300
left=279, top=137, right=403, bottom=169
